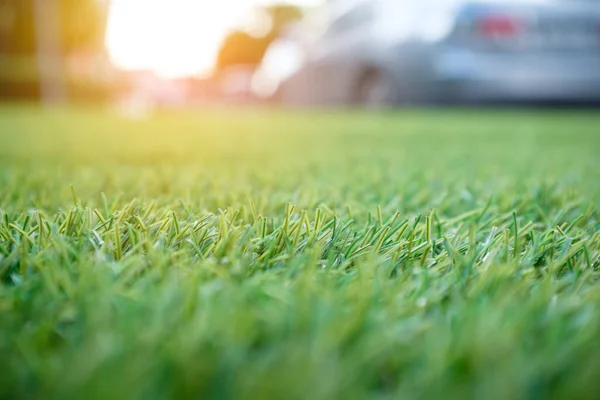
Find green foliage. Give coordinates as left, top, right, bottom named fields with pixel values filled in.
left=264, top=4, right=304, bottom=36
left=216, top=4, right=303, bottom=70
left=0, top=0, right=106, bottom=54
left=216, top=30, right=271, bottom=70
left=0, top=106, right=599, bottom=399
left=59, top=0, right=107, bottom=53
left=0, top=0, right=107, bottom=100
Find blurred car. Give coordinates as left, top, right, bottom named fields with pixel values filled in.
left=256, top=0, right=600, bottom=107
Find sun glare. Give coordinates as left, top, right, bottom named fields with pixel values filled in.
left=106, top=0, right=255, bottom=78
left=106, top=0, right=323, bottom=78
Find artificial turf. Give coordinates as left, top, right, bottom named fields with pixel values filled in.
left=1, top=106, right=599, bottom=399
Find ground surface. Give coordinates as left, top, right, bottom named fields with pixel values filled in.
left=1, top=106, right=599, bottom=399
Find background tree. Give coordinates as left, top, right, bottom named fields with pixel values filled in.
left=216, top=4, right=303, bottom=71
left=0, top=0, right=106, bottom=55
left=0, top=0, right=36, bottom=54
left=0, top=0, right=108, bottom=100
left=59, top=0, right=107, bottom=54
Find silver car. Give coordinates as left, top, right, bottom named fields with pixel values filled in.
left=256, top=0, right=600, bottom=107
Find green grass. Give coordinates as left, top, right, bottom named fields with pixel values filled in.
left=1, top=105, right=599, bottom=399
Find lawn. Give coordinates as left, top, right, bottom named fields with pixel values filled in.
left=1, top=105, right=599, bottom=399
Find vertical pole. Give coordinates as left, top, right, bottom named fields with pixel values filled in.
left=34, top=0, right=65, bottom=104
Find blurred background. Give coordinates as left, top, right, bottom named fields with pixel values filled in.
left=1, top=0, right=599, bottom=109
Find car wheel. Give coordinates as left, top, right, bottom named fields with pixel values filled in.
left=354, top=70, right=398, bottom=109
